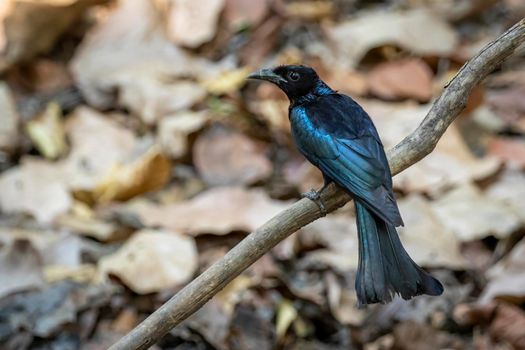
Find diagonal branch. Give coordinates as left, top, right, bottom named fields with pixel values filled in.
left=109, top=18, right=525, bottom=350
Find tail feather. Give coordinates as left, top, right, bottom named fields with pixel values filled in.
left=355, top=201, right=443, bottom=306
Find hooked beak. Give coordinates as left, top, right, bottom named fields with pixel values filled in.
left=247, top=68, right=286, bottom=84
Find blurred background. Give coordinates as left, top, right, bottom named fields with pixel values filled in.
left=0, top=0, right=524, bottom=349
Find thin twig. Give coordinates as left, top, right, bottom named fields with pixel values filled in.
left=109, top=18, right=525, bottom=350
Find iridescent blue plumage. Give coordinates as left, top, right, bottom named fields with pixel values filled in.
left=248, top=65, right=443, bottom=305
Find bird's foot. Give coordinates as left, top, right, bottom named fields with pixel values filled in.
left=302, top=189, right=327, bottom=216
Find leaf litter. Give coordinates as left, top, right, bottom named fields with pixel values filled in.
left=0, top=0, right=524, bottom=348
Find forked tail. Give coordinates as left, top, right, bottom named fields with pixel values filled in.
left=354, top=201, right=443, bottom=306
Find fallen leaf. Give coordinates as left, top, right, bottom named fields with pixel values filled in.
left=94, top=146, right=171, bottom=203
left=0, top=280, right=117, bottom=339
left=111, top=308, right=138, bottom=333
left=200, top=67, right=251, bottom=95
left=392, top=320, right=465, bottom=350
left=282, top=1, right=333, bottom=20
left=488, top=137, right=525, bottom=169
left=431, top=183, right=522, bottom=241
left=454, top=302, right=525, bottom=349
left=486, top=168, right=525, bottom=221
left=71, top=0, right=228, bottom=123
left=324, top=9, right=458, bottom=68
left=165, top=0, right=224, bottom=48
left=62, top=107, right=137, bottom=192
left=0, top=157, right=72, bottom=222
left=25, top=102, right=68, bottom=159
left=158, top=111, right=209, bottom=158
left=194, top=126, right=272, bottom=186
left=0, top=82, right=19, bottom=153
left=125, top=187, right=289, bottom=235
left=98, top=229, right=198, bottom=294
left=480, top=239, right=525, bottom=304
left=325, top=272, right=365, bottom=326
left=0, top=239, right=44, bottom=299
left=368, top=58, right=434, bottom=102
left=43, top=264, right=97, bottom=284
left=0, top=0, right=105, bottom=72
left=223, top=0, right=269, bottom=30
left=361, top=100, right=500, bottom=194
left=397, top=194, right=466, bottom=269
left=298, top=215, right=359, bottom=272
left=55, top=213, right=123, bottom=242
left=276, top=299, right=297, bottom=341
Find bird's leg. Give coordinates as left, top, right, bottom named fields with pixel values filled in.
left=301, top=179, right=332, bottom=216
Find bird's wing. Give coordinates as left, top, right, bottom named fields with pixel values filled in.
left=292, top=94, right=403, bottom=226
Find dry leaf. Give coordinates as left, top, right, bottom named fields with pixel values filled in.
left=0, top=157, right=72, bottom=222
left=94, top=146, right=171, bottom=203
left=158, top=111, right=209, bottom=158
left=165, top=0, right=225, bottom=48
left=361, top=100, right=500, bottom=194
left=283, top=1, right=333, bottom=20
left=194, top=126, right=272, bottom=186
left=324, top=9, right=457, bottom=68
left=368, top=58, right=434, bottom=102
left=43, top=264, right=97, bottom=284
left=0, top=0, right=105, bottom=72
left=486, top=168, right=525, bottom=221
left=125, top=187, right=289, bottom=235
left=488, top=137, right=525, bottom=169
left=431, top=183, right=522, bottom=241
left=0, top=239, right=44, bottom=299
left=200, top=67, right=251, bottom=95
left=62, top=107, right=136, bottom=191
left=397, top=194, right=466, bottom=269
left=71, top=0, right=228, bottom=123
left=0, top=82, right=19, bottom=153
left=276, top=299, right=297, bottom=341
left=98, top=229, right=198, bottom=294
left=223, top=0, right=269, bottom=30
left=25, top=102, right=68, bottom=159
left=480, top=239, right=525, bottom=304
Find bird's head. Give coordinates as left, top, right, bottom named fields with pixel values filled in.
left=248, top=65, right=321, bottom=101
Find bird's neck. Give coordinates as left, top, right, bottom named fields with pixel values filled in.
left=291, top=80, right=334, bottom=106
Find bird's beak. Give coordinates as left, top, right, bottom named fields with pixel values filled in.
left=247, top=68, right=286, bottom=84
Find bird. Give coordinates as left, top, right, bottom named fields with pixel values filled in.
left=248, top=65, right=443, bottom=306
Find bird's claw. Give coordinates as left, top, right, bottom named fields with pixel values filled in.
left=302, top=189, right=327, bottom=216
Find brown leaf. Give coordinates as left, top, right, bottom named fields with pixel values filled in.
left=489, top=303, right=525, bottom=349
left=397, top=194, right=466, bottom=269
left=0, top=0, right=105, bottom=72
left=0, top=157, right=72, bottom=222
left=200, top=67, right=251, bottom=95
left=98, top=229, right=198, bottom=294
left=62, top=107, right=136, bottom=192
left=165, top=0, right=224, bottom=48
left=223, top=0, right=269, bottom=30
left=158, top=111, right=209, bottom=158
left=71, top=0, right=226, bottom=123
left=431, top=183, right=522, bottom=241
left=486, top=168, right=525, bottom=221
left=125, top=187, right=289, bottom=235
left=324, top=9, right=457, bottom=68
left=368, top=58, right=434, bottom=102
left=480, top=239, right=525, bottom=304
left=194, top=126, right=272, bottom=186
left=0, top=239, right=44, bottom=298
left=361, top=100, right=500, bottom=193
left=392, top=321, right=465, bottom=350
left=488, top=137, right=525, bottom=169
left=93, top=146, right=172, bottom=203
left=0, top=82, right=19, bottom=153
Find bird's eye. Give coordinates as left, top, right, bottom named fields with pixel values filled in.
left=288, top=71, right=300, bottom=81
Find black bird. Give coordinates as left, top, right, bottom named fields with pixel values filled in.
left=248, top=65, right=443, bottom=306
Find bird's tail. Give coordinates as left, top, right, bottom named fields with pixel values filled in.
left=354, top=201, right=443, bottom=306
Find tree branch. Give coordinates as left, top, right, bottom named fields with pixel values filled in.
left=109, top=18, right=525, bottom=350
